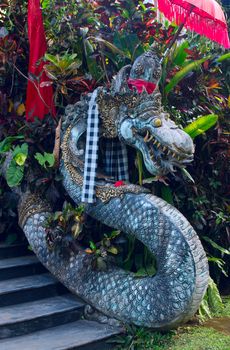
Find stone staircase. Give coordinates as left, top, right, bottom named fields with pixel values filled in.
left=0, top=242, right=120, bottom=350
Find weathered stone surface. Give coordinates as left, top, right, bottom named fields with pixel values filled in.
left=0, top=273, right=66, bottom=307
left=0, top=320, right=120, bottom=350
left=0, top=295, right=84, bottom=339
left=0, top=255, right=46, bottom=280
left=0, top=246, right=120, bottom=349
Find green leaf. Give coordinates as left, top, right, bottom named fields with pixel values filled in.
left=165, top=56, right=211, bottom=94
left=183, top=114, right=218, bottom=139
left=199, top=298, right=212, bottom=321
left=207, top=278, right=224, bottom=313
left=161, top=185, right=174, bottom=204
left=41, top=0, right=50, bottom=9
left=199, top=278, right=224, bottom=321
left=109, top=230, right=120, bottom=239
left=34, top=152, right=55, bottom=168
left=89, top=240, right=97, bottom=251
left=84, top=39, right=103, bottom=80
left=113, top=32, right=143, bottom=61
left=13, top=143, right=28, bottom=166
left=14, top=153, right=27, bottom=166
left=13, top=143, right=28, bottom=156
left=135, top=253, right=143, bottom=272
left=6, top=160, right=24, bottom=187
left=89, top=36, right=128, bottom=57
left=172, top=41, right=189, bottom=67
left=44, top=53, right=59, bottom=66
left=208, top=256, right=228, bottom=277
left=0, top=136, right=24, bottom=154
left=203, top=236, right=230, bottom=255
left=145, top=263, right=156, bottom=277
left=134, top=267, right=148, bottom=277
left=216, top=52, right=230, bottom=63
left=107, top=246, right=118, bottom=255
left=181, top=168, right=195, bottom=183
left=142, top=177, right=156, bottom=184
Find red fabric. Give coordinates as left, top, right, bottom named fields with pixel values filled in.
left=114, top=180, right=125, bottom=187
left=26, top=0, right=56, bottom=121
left=158, top=0, right=230, bottom=49
left=127, top=78, right=157, bottom=94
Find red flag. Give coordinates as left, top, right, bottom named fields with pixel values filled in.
left=26, top=0, right=56, bottom=121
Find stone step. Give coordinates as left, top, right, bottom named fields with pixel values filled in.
left=0, top=319, right=120, bottom=350
left=0, top=255, right=46, bottom=280
left=0, top=243, right=31, bottom=259
left=0, top=294, right=85, bottom=339
left=0, top=273, right=67, bottom=307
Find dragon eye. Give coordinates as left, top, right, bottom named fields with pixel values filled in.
left=153, top=118, right=162, bottom=127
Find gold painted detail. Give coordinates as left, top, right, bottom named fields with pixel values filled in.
left=97, top=91, right=138, bottom=139
left=61, top=127, right=149, bottom=202
left=19, top=193, right=52, bottom=228
left=95, top=185, right=148, bottom=203
left=61, top=126, right=83, bottom=188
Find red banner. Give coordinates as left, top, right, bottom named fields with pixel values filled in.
left=26, top=0, right=56, bottom=121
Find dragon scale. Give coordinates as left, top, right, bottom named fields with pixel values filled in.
left=14, top=49, right=209, bottom=329
left=21, top=164, right=208, bottom=329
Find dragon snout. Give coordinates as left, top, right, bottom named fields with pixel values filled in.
left=138, top=126, right=195, bottom=175
left=172, top=130, right=195, bottom=158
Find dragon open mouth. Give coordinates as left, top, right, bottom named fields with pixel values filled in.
left=138, top=129, right=194, bottom=175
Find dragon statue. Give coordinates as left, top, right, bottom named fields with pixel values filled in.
left=5, top=48, right=209, bottom=329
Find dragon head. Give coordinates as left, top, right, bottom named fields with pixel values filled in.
left=116, top=48, right=194, bottom=176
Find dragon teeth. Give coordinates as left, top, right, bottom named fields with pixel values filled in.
left=144, top=131, right=150, bottom=142
left=163, top=146, right=167, bottom=152
left=144, top=131, right=154, bottom=143
left=148, top=135, right=154, bottom=142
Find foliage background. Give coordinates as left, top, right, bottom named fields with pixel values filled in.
left=0, top=0, right=229, bottom=291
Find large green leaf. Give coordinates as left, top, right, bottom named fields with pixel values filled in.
left=84, top=39, right=103, bottom=80
left=183, top=114, right=218, bottom=139
left=0, top=136, right=24, bottom=154
left=216, top=52, right=230, bottom=63
left=207, top=278, right=224, bottom=313
left=165, top=56, right=211, bottom=94
left=172, top=41, right=189, bottom=67
left=113, top=32, right=143, bottom=61
left=6, top=160, right=24, bottom=187
left=34, top=152, right=55, bottom=168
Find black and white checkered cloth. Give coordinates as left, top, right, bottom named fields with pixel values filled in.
left=81, top=90, right=99, bottom=203
left=81, top=89, right=129, bottom=203
left=104, top=139, right=129, bottom=181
